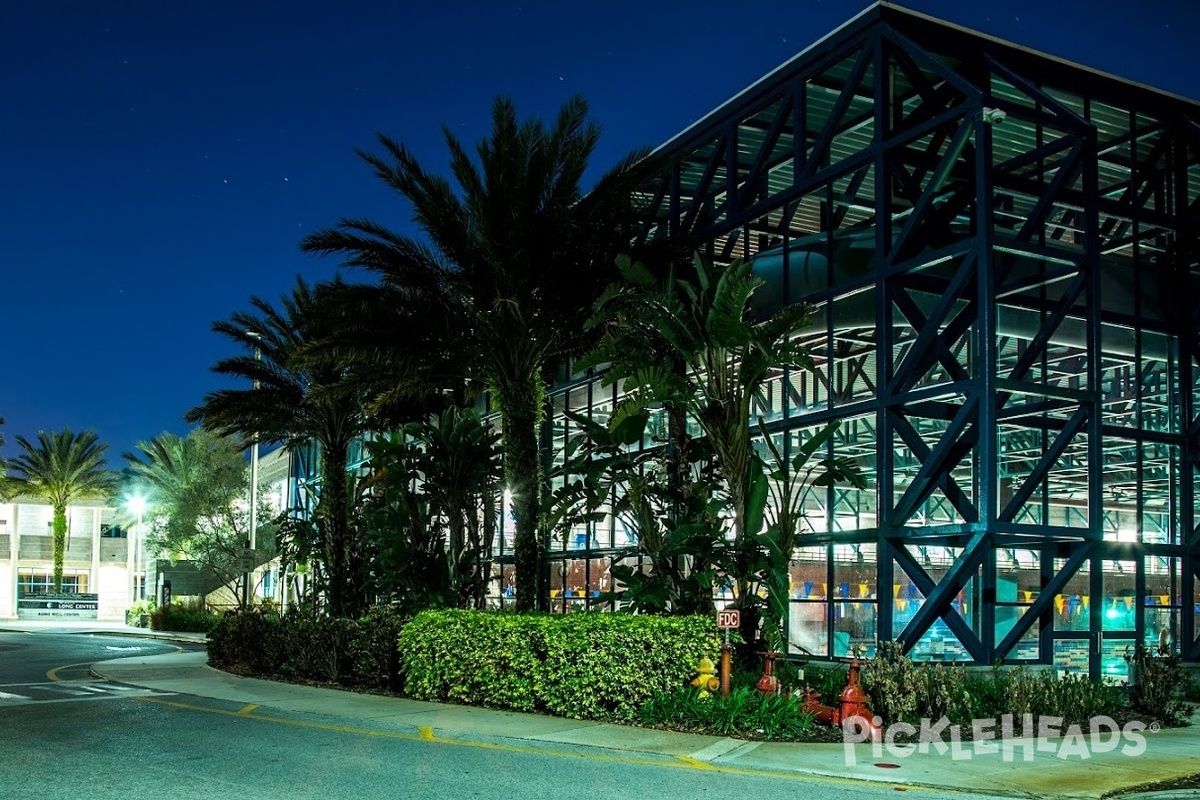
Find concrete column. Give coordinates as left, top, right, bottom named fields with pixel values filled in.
left=124, top=508, right=135, bottom=605
left=10, top=505, right=20, bottom=619
left=90, top=507, right=101, bottom=596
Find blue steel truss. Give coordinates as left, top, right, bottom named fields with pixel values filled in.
left=592, top=3, right=1200, bottom=670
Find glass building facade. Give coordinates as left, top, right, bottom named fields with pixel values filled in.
left=291, top=4, right=1199, bottom=678
left=500, top=4, right=1200, bottom=678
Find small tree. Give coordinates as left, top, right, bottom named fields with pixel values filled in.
left=360, top=406, right=501, bottom=611
left=124, top=429, right=277, bottom=608
left=585, top=253, right=859, bottom=648
left=8, top=429, right=117, bottom=592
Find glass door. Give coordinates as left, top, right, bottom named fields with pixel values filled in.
left=1096, top=558, right=1138, bottom=683
left=1051, top=552, right=1092, bottom=678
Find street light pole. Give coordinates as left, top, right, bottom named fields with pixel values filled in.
left=243, top=331, right=262, bottom=609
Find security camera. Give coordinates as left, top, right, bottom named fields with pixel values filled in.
left=982, top=107, right=1007, bottom=125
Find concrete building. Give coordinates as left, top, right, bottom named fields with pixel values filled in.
left=0, top=498, right=133, bottom=621
left=1, top=444, right=293, bottom=620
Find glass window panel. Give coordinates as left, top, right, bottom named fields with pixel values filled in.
left=833, top=602, right=876, bottom=658
left=1054, top=556, right=1091, bottom=632
left=1101, top=559, right=1136, bottom=631
left=1138, top=331, right=1177, bottom=435
left=832, top=287, right=876, bottom=406
left=788, top=324, right=831, bottom=415
left=1100, top=636, right=1136, bottom=684
left=1140, top=442, right=1175, bottom=544
left=790, top=545, right=827, bottom=598
left=1053, top=639, right=1089, bottom=677
left=995, top=548, right=1039, bottom=654
left=789, top=600, right=828, bottom=657
left=910, top=621, right=970, bottom=662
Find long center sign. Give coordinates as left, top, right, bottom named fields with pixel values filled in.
left=17, top=593, right=99, bottom=621
left=716, top=608, right=740, bottom=629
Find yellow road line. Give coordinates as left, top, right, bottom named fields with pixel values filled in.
left=237, top=704, right=259, bottom=716
left=133, top=696, right=961, bottom=793
left=46, top=663, right=91, bottom=683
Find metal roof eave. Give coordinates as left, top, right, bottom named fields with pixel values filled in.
left=651, top=1, right=1200, bottom=164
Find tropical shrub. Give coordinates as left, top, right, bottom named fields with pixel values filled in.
left=638, top=686, right=819, bottom=740
left=346, top=605, right=409, bottom=690
left=1125, top=645, right=1193, bottom=726
left=208, top=609, right=285, bottom=674
left=1186, top=673, right=1200, bottom=703
left=208, top=605, right=408, bottom=689
left=861, top=641, right=1127, bottom=731
left=274, top=608, right=356, bottom=682
left=151, top=600, right=221, bottom=633
left=125, top=598, right=156, bottom=628
left=398, top=610, right=720, bottom=720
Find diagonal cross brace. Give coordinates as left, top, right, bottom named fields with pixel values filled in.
left=994, top=543, right=1092, bottom=660
left=1004, top=271, right=1087, bottom=385
left=891, top=410, right=979, bottom=523
left=893, top=531, right=989, bottom=660
left=889, top=284, right=972, bottom=389
left=892, top=396, right=980, bottom=524
left=999, top=407, right=1089, bottom=522
left=889, top=252, right=977, bottom=396
left=803, top=45, right=873, bottom=180
left=888, top=117, right=975, bottom=265
left=984, top=57, right=1090, bottom=133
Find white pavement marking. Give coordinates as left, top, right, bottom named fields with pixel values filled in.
left=0, top=690, right=31, bottom=701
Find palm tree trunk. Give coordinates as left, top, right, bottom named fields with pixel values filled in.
left=52, top=507, right=68, bottom=593
left=498, top=378, right=543, bottom=613
left=321, top=442, right=352, bottom=617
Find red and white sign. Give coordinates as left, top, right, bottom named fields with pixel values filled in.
left=716, top=609, right=740, bottom=629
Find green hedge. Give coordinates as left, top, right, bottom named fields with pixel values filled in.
left=208, top=605, right=407, bottom=688
left=150, top=600, right=221, bottom=633
left=399, top=610, right=720, bottom=721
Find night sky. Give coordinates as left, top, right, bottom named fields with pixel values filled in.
left=2, top=0, right=1197, bottom=465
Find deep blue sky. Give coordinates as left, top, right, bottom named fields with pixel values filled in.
left=2, top=0, right=1197, bottom=465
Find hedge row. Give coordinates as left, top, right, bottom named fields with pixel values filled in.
left=151, top=600, right=222, bottom=633
left=207, top=605, right=407, bottom=689
left=399, top=610, right=720, bottom=721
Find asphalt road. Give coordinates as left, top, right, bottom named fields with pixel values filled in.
left=0, top=632, right=1014, bottom=800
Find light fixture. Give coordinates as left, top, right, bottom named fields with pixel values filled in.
left=982, top=107, right=1007, bottom=125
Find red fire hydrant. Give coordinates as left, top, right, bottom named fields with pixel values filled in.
left=837, top=659, right=881, bottom=741
left=799, top=658, right=882, bottom=742
left=756, top=651, right=781, bottom=694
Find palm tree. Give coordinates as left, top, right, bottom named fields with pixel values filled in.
left=186, top=278, right=374, bottom=618
left=585, top=253, right=817, bottom=644
left=300, top=95, right=670, bottom=611
left=7, top=429, right=117, bottom=592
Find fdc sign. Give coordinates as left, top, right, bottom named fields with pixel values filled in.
left=717, top=609, right=740, bottom=629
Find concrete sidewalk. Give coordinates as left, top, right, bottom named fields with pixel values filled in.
left=92, top=651, right=1200, bottom=799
